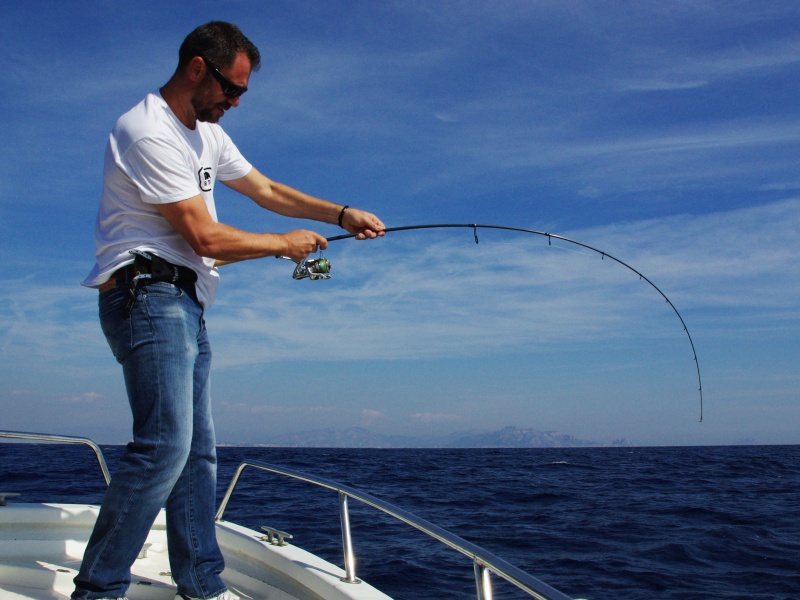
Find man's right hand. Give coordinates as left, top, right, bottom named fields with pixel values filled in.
left=280, top=230, right=329, bottom=263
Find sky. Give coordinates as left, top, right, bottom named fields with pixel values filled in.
left=2, top=1, right=799, bottom=446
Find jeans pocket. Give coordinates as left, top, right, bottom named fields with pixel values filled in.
left=99, top=281, right=192, bottom=364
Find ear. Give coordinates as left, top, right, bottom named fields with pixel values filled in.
left=186, top=56, right=206, bottom=84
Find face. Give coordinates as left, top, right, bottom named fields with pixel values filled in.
left=191, top=52, right=252, bottom=123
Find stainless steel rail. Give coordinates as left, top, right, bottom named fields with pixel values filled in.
left=215, top=459, right=572, bottom=600
left=0, top=431, right=112, bottom=486
left=0, top=433, right=571, bottom=599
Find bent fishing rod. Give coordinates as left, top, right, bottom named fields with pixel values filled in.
left=279, top=223, right=704, bottom=422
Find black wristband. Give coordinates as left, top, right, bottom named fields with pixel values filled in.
left=338, top=205, right=349, bottom=228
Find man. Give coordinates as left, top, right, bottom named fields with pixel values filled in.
left=76, top=21, right=384, bottom=600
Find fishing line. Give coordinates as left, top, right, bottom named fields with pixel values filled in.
left=327, top=223, right=703, bottom=422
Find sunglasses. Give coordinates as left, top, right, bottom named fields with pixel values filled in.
left=200, top=56, right=248, bottom=99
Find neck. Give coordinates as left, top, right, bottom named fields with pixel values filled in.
left=159, top=78, right=197, bottom=129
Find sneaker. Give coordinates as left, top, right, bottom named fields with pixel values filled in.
left=174, top=592, right=240, bottom=600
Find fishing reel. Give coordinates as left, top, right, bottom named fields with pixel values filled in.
left=278, top=254, right=332, bottom=280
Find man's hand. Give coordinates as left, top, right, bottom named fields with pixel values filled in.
left=281, top=230, right=329, bottom=263
left=224, top=170, right=386, bottom=239
left=340, top=207, right=386, bottom=240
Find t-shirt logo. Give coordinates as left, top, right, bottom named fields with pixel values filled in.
left=198, top=167, right=213, bottom=192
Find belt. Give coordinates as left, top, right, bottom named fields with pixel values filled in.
left=100, top=254, right=197, bottom=294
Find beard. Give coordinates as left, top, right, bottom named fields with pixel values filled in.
left=191, top=77, right=230, bottom=123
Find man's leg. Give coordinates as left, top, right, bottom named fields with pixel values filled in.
left=166, top=316, right=228, bottom=598
left=72, top=282, right=202, bottom=599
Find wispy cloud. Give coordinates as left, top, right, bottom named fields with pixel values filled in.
left=361, top=409, right=385, bottom=425
left=61, top=391, right=103, bottom=405
left=0, top=279, right=108, bottom=371
left=611, top=35, right=800, bottom=93
left=208, top=199, right=800, bottom=366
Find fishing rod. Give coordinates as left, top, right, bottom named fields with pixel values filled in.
left=323, top=223, right=703, bottom=422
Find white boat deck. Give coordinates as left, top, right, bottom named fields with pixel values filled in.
left=0, top=503, right=392, bottom=600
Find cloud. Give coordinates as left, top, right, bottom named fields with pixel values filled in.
left=361, top=409, right=385, bottom=424
left=0, top=278, right=108, bottom=369
left=440, top=113, right=800, bottom=198
left=1, top=199, right=796, bottom=389
left=611, top=36, right=800, bottom=93
left=616, top=79, right=709, bottom=93
left=208, top=198, right=800, bottom=367
left=61, top=391, right=103, bottom=405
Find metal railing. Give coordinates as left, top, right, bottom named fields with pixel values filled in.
left=0, top=432, right=571, bottom=599
left=0, top=431, right=111, bottom=485
left=216, top=460, right=572, bottom=600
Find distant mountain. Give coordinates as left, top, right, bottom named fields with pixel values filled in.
left=442, top=426, right=600, bottom=448
left=245, top=426, right=633, bottom=448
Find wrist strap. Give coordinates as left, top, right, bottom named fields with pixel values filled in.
left=338, top=205, right=349, bottom=228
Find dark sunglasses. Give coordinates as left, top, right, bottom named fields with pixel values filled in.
left=200, top=55, right=248, bottom=99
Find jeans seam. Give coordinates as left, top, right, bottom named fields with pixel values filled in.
left=188, top=454, right=202, bottom=596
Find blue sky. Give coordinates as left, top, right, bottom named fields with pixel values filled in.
left=2, top=1, right=799, bottom=446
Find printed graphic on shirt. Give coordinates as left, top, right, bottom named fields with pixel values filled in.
left=198, top=167, right=213, bottom=192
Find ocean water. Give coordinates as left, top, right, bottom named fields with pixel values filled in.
left=1, top=443, right=798, bottom=600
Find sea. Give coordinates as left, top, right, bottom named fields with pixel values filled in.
left=1, top=443, right=798, bottom=600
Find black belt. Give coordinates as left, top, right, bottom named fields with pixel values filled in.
left=100, top=253, right=197, bottom=294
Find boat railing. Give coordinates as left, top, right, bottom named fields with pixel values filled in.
left=216, top=459, right=572, bottom=600
left=0, top=431, right=111, bottom=486
left=0, top=432, right=571, bottom=600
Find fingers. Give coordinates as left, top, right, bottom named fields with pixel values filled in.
left=283, top=230, right=328, bottom=262
left=342, top=208, right=386, bottom=239
left=354, top=229, right=383, bottom=240
left=355, top=226, right=386, bottom=240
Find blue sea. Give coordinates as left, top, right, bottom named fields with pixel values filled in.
left=1, top=443, right=798, bottom=599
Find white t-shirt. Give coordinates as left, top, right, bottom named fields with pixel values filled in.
left=82, top=92, right=252, bottom=308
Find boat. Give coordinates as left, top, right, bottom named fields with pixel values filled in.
left=0, top=431, right=572, bottom=600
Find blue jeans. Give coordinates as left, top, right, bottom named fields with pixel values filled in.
left=72, top=279, right=227, bottom=599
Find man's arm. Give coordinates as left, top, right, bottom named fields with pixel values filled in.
left=155, top=167, right=384, bottom=266
left=222, top=167, right=386, bottom=240
left=155, top=195, right=328, bottom=263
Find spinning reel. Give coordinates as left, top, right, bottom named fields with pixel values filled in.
left=278, top=254, right=331, bottom=280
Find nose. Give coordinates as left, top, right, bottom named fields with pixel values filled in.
left=228, top=95, right=241, bottom=108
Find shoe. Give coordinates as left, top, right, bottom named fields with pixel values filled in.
left=174, top=592, right=240, bottom=600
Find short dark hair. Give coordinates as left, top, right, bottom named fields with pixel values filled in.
left=178, top=21, right=261, bottom=72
